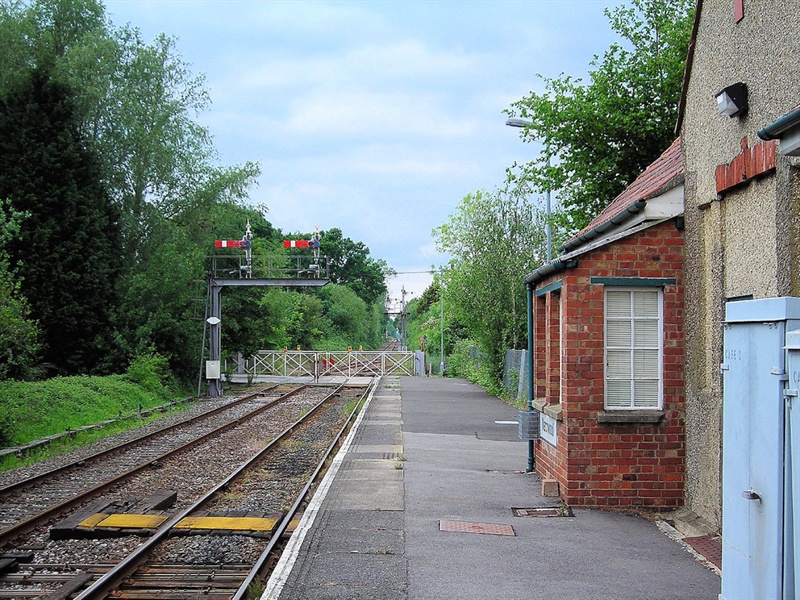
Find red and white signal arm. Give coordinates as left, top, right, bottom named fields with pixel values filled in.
left=283, top=239, right=320, bottom=248
left=215, top=240, right=251, bottom=248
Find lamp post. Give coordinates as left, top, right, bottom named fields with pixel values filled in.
left=507, top=116, right=552, bottom=473
left=506, top=118, right=552, bottom=263
left=439, top=268, right=445, bottom=376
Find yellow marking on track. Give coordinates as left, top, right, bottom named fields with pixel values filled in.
left=174, top=516, right=279, bottom=531
left=78, top=513, right=110, bottom=528
left=286, top=518, right=302, bottom=533
left=94, top=513, right=169, bottom=528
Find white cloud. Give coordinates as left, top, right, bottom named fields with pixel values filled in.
left=106, top=0, right=626, bottom=280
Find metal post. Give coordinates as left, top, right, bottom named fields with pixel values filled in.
left=526, top=282, right=535, bottom=473
left=545, top=155, right=552, bottom=263
left=440, top=274, right=445, bottom=376
left=505, top=117, right=552, bottom=264
left=208, top=282, right=223, bottom=397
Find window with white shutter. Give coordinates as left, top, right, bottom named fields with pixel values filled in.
left=604, top=288, right=663, bottom=409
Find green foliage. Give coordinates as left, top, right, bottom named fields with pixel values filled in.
left=0, top=370, right=176, bottom=446
left=0, top=199, right=41, bottom=380
left=446, top=339, right=502, bottom=395
left=506, top=0, right=693, bottom=231
left=122, top=351, right=175, bottom=396
left=0, top=67, right=121, bottom=375
left=415, top=281, right=440, bottom=315
left=319, top=285, right=368, bottom=345
left=434, top=188, right=544, bottom=387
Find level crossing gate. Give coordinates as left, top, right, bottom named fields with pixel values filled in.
left=241, top=350, right=415, bottom=378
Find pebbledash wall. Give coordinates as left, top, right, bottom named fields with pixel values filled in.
left=677, top=0, right=800, bottom=531
left=531, top=220, right=685, bottom=508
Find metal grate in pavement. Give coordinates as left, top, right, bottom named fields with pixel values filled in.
left=683, top=535, right=722, bottom=569
left=512, top=507, right=573, bottom=517
left=439, top=520, right=515, bottom=536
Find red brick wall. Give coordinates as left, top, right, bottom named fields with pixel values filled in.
left=533, top=219, right=685, bottom=509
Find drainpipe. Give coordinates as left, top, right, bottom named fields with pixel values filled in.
left=526, top=281, right=535, bottom=473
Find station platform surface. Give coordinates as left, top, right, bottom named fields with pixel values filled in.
left=264, top=376, right=721, bottom=600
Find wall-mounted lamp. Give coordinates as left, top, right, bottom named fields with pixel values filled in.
left=715, top=82, right=748, bottom=118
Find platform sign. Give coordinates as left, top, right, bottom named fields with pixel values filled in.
left=540, top=413, right=558, bottom=447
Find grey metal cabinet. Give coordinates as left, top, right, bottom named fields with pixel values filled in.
left=721, top=297, right=800, bottom=600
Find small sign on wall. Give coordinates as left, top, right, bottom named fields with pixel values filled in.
left=540, top=413, right=558, bottom=447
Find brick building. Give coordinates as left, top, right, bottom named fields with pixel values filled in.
left=525, top=138, right=686, bottom=508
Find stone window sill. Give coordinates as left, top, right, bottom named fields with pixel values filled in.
left=597, top=410, right=665, bottom=424
left=531, top=398, right=563, bottom=421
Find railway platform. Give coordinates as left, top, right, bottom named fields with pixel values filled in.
left=264, top=376, right=721, bottom=600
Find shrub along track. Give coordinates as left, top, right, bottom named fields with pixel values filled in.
left=0, top=381, right=372, bottom=598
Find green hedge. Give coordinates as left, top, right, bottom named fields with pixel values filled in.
left=0, top=354, right=178, bottom=447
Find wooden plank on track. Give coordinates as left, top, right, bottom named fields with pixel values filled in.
left=112, top=592, right=237, bottom=599
left=43, top=572, right=94, bottom=600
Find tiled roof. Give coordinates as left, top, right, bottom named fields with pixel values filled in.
left=570, top=137, right=684, bottom=241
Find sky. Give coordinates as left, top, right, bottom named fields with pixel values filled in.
left=103, top=0, right=625, bottom=307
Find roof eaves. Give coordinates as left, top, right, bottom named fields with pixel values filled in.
left=560, top=200, right=647, bottom=254
left=523, top=257, right=576, bottom=286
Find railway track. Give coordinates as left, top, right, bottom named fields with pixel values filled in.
left=0, top=379, right=375, bottom=598
left=0, top=384, right=301, bottom=548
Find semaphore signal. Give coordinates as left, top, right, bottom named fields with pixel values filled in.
left=283, top=227, right=322, bottom=273
left=282, top=239, right=319, bottom=249
left=214, top=239, right=251, bottom=248
left=214, top=221, right=254, bottom=277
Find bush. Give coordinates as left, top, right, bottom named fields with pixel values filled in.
left=446, top=339, right=503, bottom=396
left=0, top=413, right=13, bottom=447
left=123, top=352, right=174, bottom=397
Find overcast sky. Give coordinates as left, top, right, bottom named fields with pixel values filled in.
left=104, top=0, right=625, bottom=304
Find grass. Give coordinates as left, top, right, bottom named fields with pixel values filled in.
left=0, top=401, right=191, bottom=473
left=246, top=578, right=266, bottom=599
left=0, top=353, right=191, bottom=471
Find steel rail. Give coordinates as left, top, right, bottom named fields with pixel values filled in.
left=73, top=381, right=350, bottom=600
left=0, top=384, right=303, bottom=549
left=232, top=377, right=377, bottom=599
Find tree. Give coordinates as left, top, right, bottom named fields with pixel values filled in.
left=318, top=228, right=393, bottom=305
left=0, top=199, right=41, bottom=380
left=0, top=1, right=264, bottom=378
left=0, top=67, right=121, bottom=375
left=506, top=0, right=693, bottom=231
left=434, top=187, right=545, bottom=386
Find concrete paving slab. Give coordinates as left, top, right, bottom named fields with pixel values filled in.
left=268, top=376, right=721, bottom=600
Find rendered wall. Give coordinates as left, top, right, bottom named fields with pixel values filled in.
left=679, top=0, right=800, bottom=530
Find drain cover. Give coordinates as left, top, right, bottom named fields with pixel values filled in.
left=439, top=520, right=515, bottom=536
left=683, top=535, right=722, bottom=569
left=512, top=506, right=573, bottom=517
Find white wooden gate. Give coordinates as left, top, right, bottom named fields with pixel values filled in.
left=243, top=350, right=415, bottom=378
